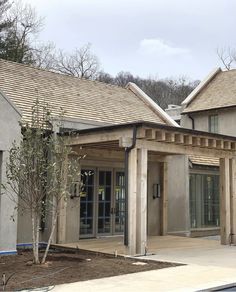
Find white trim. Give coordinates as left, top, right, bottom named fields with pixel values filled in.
left=126, top=82, right=180, bottom=127
left=182, top=68, right=221, bottom=107
left=0, top=89, right=22, bottom=117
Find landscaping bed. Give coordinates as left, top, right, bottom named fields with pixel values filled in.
left=0, top=248, right=181, bottom=291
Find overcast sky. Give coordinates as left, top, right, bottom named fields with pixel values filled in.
left=25, top=0, right=236, bottom=81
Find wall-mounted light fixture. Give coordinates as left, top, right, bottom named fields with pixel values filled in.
left=153, top=183, right=161, bottom=199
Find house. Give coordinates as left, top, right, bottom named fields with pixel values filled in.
left=0, top=59, right=235, bottom=256
left=177, top=68, right=236, bottom=237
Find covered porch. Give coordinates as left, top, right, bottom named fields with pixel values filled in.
left=63, top=121, right=236, bottom=256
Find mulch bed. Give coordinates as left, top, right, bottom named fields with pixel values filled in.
left=0, top=248, right=182, bottom=291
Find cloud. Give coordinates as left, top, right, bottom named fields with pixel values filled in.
left=139, top=38, right=190, bottom=56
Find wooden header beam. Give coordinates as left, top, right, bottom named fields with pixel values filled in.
left=65, top=125, right=236, bottom=159
left=135, top=128, right=236, bottom=158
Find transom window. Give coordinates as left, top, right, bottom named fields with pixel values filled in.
left=208, top=114, right=218, bottom=133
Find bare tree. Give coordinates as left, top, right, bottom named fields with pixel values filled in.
left=0, top=0, right=43, bottom=63
left=32, top=41, right=57, bottom=69
left=53, top=43, right=100, bottom=79
left=217, top=47, right=236, bottom=70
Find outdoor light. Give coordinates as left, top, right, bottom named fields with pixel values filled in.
left=153, top=184, right=160, bottom=199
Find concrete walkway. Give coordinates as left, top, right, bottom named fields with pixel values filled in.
left=52, top=236, right=236, bottom=291
left=52, top=264, right=236, bottom=292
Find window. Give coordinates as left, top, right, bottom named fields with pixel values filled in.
left=190, top=173, right=219, bottom=229
left=208, top=115, right=218, bottom=133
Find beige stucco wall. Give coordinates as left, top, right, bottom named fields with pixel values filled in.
left=147, top=161, right=161, bottom=236
left=0, top=93, right=21, bottom=253
left=167, top=155, right=190, bottom=236
left=181, top=107, right=236, bottom=137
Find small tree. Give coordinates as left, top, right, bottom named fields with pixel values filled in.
left=3, top=100, right=81, bottom=264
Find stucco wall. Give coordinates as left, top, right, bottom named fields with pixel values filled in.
left=147, top=161, right=161, bottom=236
left=0, top=93, right=21, bottom=253
left=167, top=155, right=190, bottom=236
left=181, top=107, right=236, bottom=137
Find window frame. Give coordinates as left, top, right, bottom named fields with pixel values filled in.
left=208, top=114, right=218, bottom=133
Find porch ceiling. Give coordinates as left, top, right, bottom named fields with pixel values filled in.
left=65, top=121, right=236, bottom=158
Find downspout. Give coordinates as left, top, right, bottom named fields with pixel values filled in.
left=189, top=115, right=195, bottom=130
left=124, top=125, right=137, bottom=246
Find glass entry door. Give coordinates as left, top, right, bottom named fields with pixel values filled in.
left=79, top=169, right=125, bottom=238
left=98, top=170, right=112, bottom=234
left=114, top=171, right=125, bottom=234
left=80, top=169, right=95, bottom=237
left=97, top=170, right=125, bottom=235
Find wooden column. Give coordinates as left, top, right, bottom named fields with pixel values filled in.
left=160, top=161, right=168, bottom=235
left=57, top=155, right=69, bottom=244
left=230, top=158, right=236, bottom=244
left=136, top=148, right=148, bottom=255
left=220, top=158, right=231, bottom=245
left=127, top=148, right=138, bottom=255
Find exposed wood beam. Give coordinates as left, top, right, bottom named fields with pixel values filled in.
left=136, top=139, right=235, bottom=158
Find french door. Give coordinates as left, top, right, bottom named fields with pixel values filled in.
left=79, top=169, right=125, bottom=238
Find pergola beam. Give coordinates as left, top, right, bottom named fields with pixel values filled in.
left=136, top=139, right=235, bottom=158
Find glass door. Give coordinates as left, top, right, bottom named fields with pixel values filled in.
left=97, top=170, right=112, bottom=234
left=114, top=171, right=125, bottom=234
left=79, top=169, right=95, bottom=237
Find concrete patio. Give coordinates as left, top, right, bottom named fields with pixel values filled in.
left=52, top=235, right=236, bottom=291
left=56, top=235, right=224, bottom=257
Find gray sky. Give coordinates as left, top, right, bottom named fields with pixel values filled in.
left=26, top=0, right=236, bottom=81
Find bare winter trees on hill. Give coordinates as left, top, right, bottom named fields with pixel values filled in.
left=96, top=71, right=199, bottom=109
left=0, top=0, right=198, bottom=108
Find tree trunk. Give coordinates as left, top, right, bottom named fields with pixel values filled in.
left=41, top=211, right=58, bottom=264
left=35, top=215, right=40, bottom=264
left=31, top=212, right=39, bottom=264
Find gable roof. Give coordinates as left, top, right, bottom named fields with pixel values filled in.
left=0, top=59, right=178, bottom=126
left=182, top=68, right=236, bottom=114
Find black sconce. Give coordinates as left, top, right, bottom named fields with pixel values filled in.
left=153, top=184, right=161, bottom=199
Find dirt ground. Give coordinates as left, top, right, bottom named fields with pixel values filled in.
left=0, top=248, right=181, bottom=291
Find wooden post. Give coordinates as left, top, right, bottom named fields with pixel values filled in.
left=127, top=148, right=138, bottom=255
left=136, top=148, right=148, bottom=255
left=220, top=158, right=231, bottom=245
left=57, top=155, right=68, bottom=244
left=160, top=161, right=168, bottom=235
left=230, top=158, right=236, bottom=244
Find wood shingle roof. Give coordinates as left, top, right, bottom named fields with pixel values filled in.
left=0, top=59, right=166, bottom=125
left=183, top=69, right=236, bottom=114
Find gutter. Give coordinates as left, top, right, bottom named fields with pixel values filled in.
left=124, top=125, right=137, bottom=246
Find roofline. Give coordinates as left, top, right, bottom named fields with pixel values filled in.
left=181, top=104, right=236, bottom=115
left=181, top=67, right=222, bottom=107
left=0, top=89, right=22, bottom=117
left=126, top=82, right=180, bottom=127
left=61, top=120, right=236, bottom=141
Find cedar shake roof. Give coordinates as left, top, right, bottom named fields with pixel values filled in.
left=0, top=59, right=166, bottom=125
left=189, top=155, right=219, bottom=167
left=183, top=69, right=236, bottom=114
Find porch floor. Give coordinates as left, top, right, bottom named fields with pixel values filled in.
left=55, top=235, right=222, bottom=257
